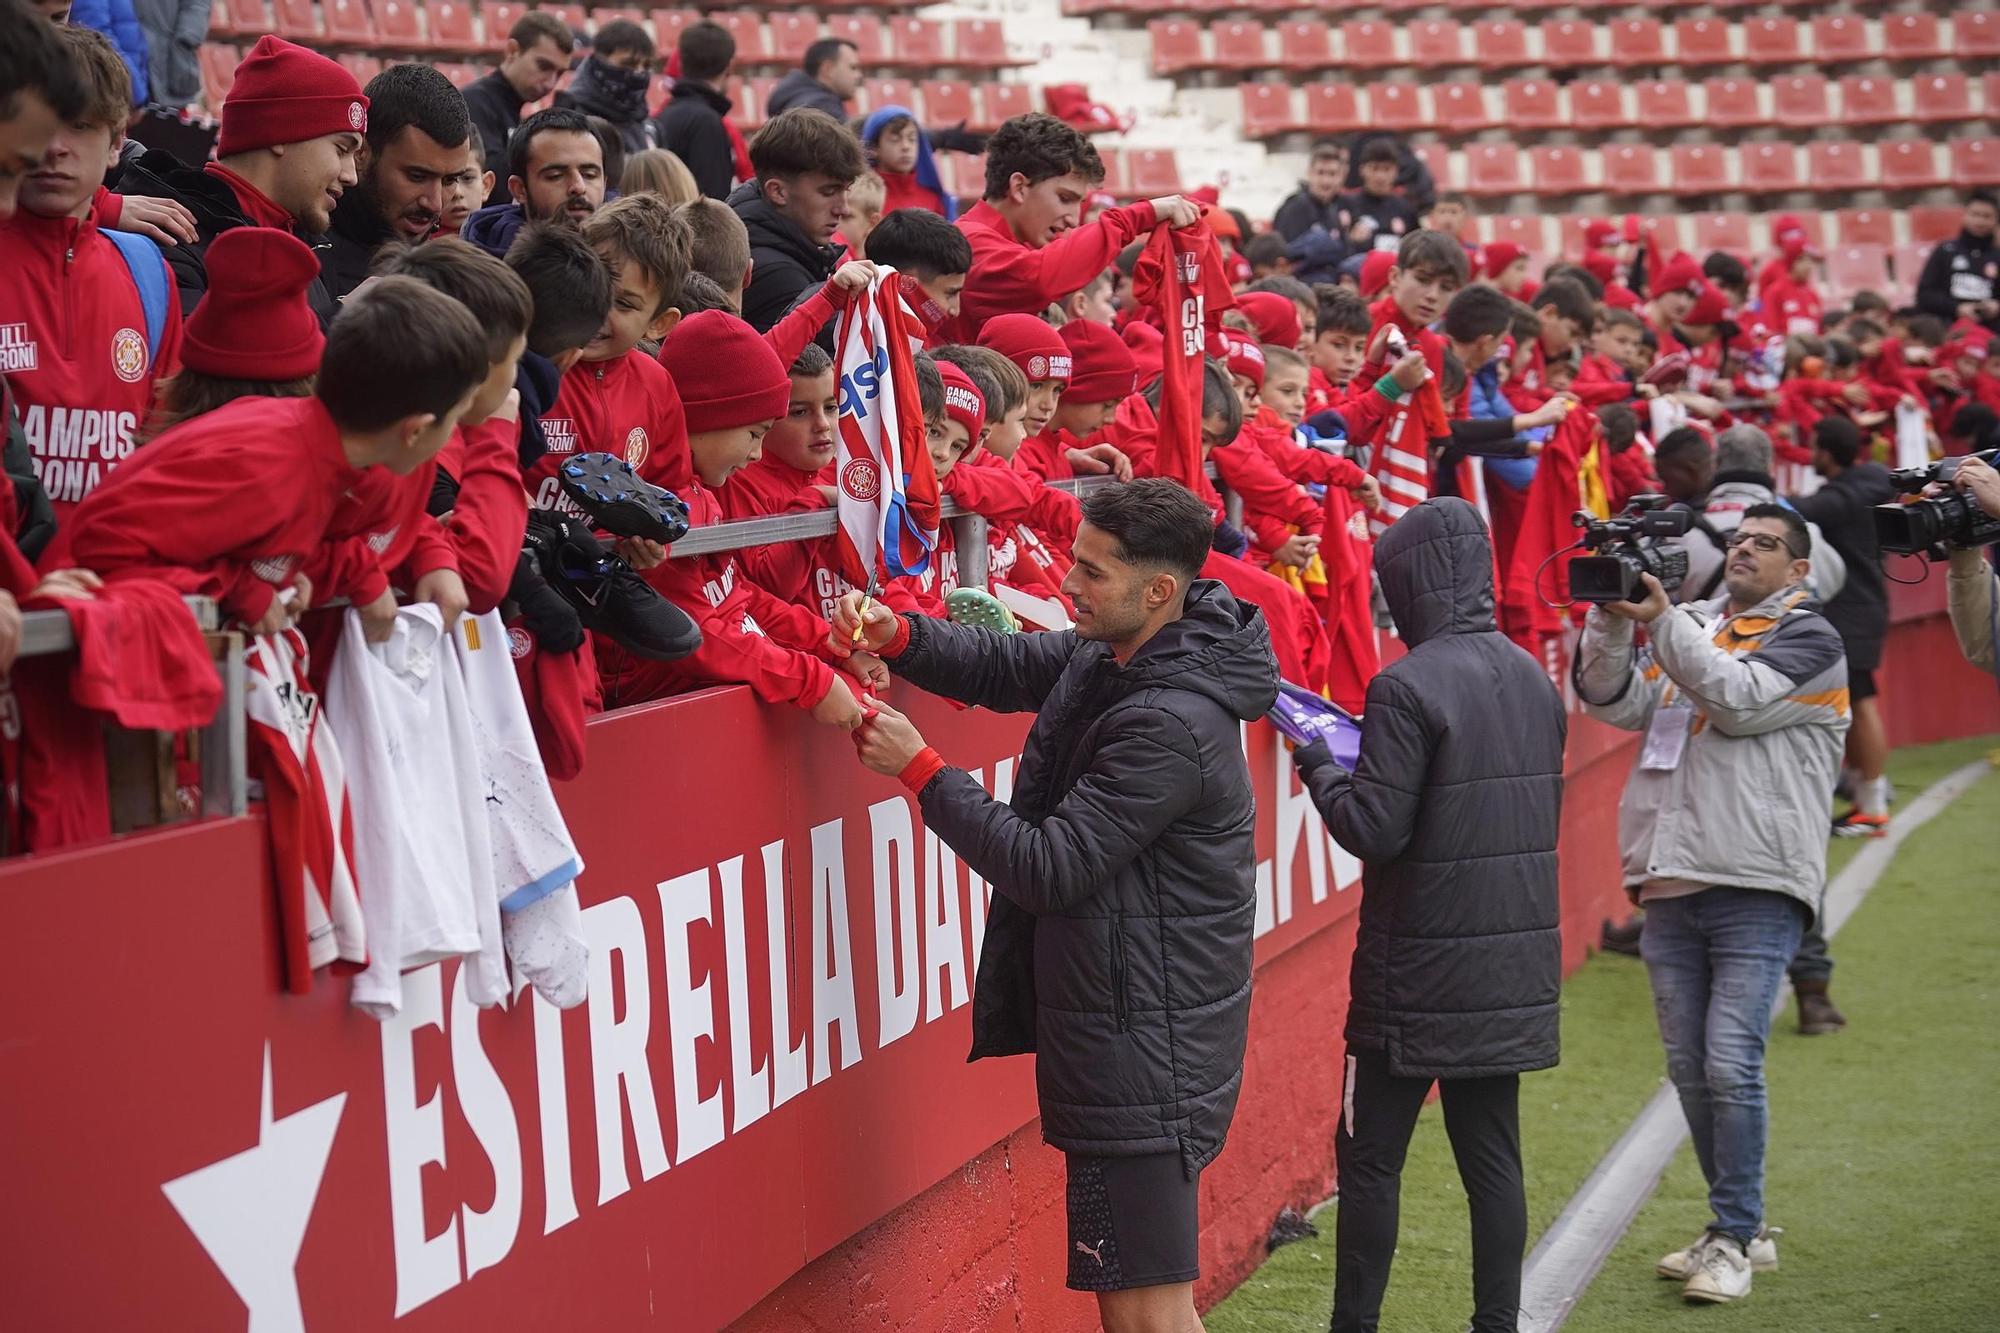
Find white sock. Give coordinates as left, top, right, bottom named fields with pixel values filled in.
left=503, top=887, right=589, bottom=1009
left=1859, top=776, right=1890, bottom=817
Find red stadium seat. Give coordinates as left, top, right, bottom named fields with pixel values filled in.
left=1148, top=20, right=1207, bottom=76
left=825, top=15, right=887, bottom=65
left=199, top=42, right=239, bottom=108
left=1908, top=206, right=1964, bottom=244
left=1539, top=19, right=1598, bottom=67
left=1239, top=83, right=1300, bottom=138
left=1911, top=74, right=1973, bottom=125
left=1639, top=214, right=1684, bottom=256
left=373, top=0, right=424, bottom=48
left=1742, top=16, right=1801, bottom=64
left=1505, top=78, right=1567, bottom=129
left=1810, top=15, right=1870, bottom=64
left=1987, top=72, right=2000, bottom=119
left=1568, top=78, right=1629, bottom=129
left=1738, top=141, right=1800, bottom=193
left=1672, top=17, right=1733, bottom=65
left=1953, top=136, right=2000, bottom=186
left=1960, top=11, right=2000, bottom=60
left=1880, top=12, right=1945, bottom=61
left=1602, top=143, right=1663, bottom=194
left=1095, top=149, right=1130, bottom=197
left=1770, top=73, right=1829, bottom=128
left=974, top=82, right=1032, bottom=133
left=588, top=8, right=644, bottom=32
left=1605, top=18, right=1664, bottom=66
left=336, top=52, right=381, bottom=84
left=1836, top=208, right=1897, bottom=247
left=1463, top=142, right=1524, bottom=194
left=1472, top=20, right=1530, bottom=68
left=1302, top=82, right=1366, bottom=132
left=734, top=75, right=776, bottom=130
left=1432, top=82, right=1494, bottom=132
left=1806, top=140, right=1869, bottom=191
left=428, top=0, right=480, bottom=52
left=270, top=0, right=320, bottom=41
left=1276, top=20, right=1334, bottom=71
left=646, top=70, right=670, bottom=114
left=322, top=0, right=376, bottom=45
left=1530, top=145, right=1590, bottom=194
left=1826, top=244, right=1889, bottom=297
left=1880, top=139, right=1947, bottom=190
left=1889, top=243, right=1932, bottom=298
left=482, top=3, right=524, bottom=51
left=1704, top=77, right=1765, bottom=128
left=208, top=0, right=241, bottom=38
left=953, top=20, right=1016, bottom=69
left=1489, top=214, right=1549, bottom=255
left=1126, top=148, right=1183, bottom=197
left=1789, top=212, right=1828, bottom=251
left=889, top=18, right=945, bottom=68
left=1368, top=82, right=1428, bottom=131
left=921, top=79, right=975, bottom=129
left=1411, top=141, right=1451, bottom=190
left=765, top=13, right=819, bottom=63
left=712, top=13, right=771, bottom=64
left=540, top=6, right=586, bottom=33
left=1211, top=20, right=1270, bottom=71
left=1636, top=80, right=1695, bottom=128
left=859, top=77, right=914, bottom=116
left=1671, top=143, right=1732, bottom=194
left=1692, top=212, right=1753, bottom=256
left=1408, top=18, right=1464, bottom=66
left=1837, top=75, right=1899, bottom=125
left=1340, top=20, right=1397, bottom=66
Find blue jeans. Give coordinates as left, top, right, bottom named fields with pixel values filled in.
left=1641, top=887, right=1808, bottom=1244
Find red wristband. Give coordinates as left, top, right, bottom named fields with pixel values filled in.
left=899, top=747, right=946, bottom=793
left=882, top=614, right=912, bottom=659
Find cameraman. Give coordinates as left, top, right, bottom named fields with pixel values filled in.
left=1576, top=504, right=1850, bottom=1305
left=1946, top=454, right=2000, bottom=674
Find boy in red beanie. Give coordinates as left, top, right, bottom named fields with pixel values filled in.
left=980, top=312, right=1072, bottom=443
left=1641, top=253, right=1706, bottom=337
left=114, top=35, right=367, bottom=326
left=1759, top=237, right=1825, bottom=337
left=948, top=113, right=1198, bottom=341
left=0, top=26, right=180, bottom=520
left=1482, top=242, right=1534, bottom=299
left=1017, top=319, right=1137, bottom=481
left=606, top=309, right=870, bottom=726
left=1236, top=291, right=1303, bottom=352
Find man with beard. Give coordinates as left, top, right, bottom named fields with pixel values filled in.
left=464, top=107, right=606, bottom=259
left=321, top=64, right=471, bottom=301
left=727, top=108, right=862, bottom=331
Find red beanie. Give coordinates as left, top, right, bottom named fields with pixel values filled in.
left=1123, top=320, right=1164, bottom=389
left=1059, top=320, right=1136, bottom=403
left=1222, top=334, right=1266, bottom=390
left=1236, top=291, right=1302, bottom=350
left=1359, top=250, right=1396, bottom=300
left=979, top=313, right=1071, bottom=383
left=1771, top=213, right=1807, bottom=248
left=1652, top=253, right=1706, bottom=298
left=1581, top=250, right=1618, bottom=284
left=1682, top=282, right=1734, bottom=327
left=939, top=361, right=986, bottom=440
left=1582, top=217, right=1619, bottom=251
left=1482, top=241, right=1526, bottom=279
left=218, top=36, right=369, bottom=158
left=659, top=311, right=790, bottom=433
left=180, top=228, right=325, bottom=380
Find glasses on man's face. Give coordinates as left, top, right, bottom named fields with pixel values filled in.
left=1724, top=531, right=1801, bottom=557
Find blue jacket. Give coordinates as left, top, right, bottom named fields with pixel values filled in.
left=1471, top=361, right=1538, bottom=490
left=70, top=0, right=151, bottom=106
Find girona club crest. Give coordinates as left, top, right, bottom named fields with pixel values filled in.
left=624, top=427, right=649, bottom=468
left=841, top=457, right=882, bottom=503
left=111, top=327, right=146, bottom=384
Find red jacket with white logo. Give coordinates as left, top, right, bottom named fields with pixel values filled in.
left=947, top=198, right=1160, bottom=342
left=434, top=416, right=530, bottom=613
left=0, top=206, right=181, bottom=520
left=528, top=350, right=691, bottom=518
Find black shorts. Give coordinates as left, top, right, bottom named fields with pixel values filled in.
left=1850, top=667, right=1877, bottom=701
left=1064, top=1152, right=1201, bottom=1292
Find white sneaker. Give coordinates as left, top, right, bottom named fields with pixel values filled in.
left=1656, top=1225, right=1780, bottom=1280
left=1683, top=1236, right=1754, bottom=1303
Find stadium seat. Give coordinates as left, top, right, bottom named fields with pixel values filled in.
left=270, top=0, right=320, bottom=41
left=1601, top=143, right=1663, bottom=194
left=645, top=71, right=671, bottom=114
left=1463, top=142, right=1524, bottom=194
left=1211, top=20, right=1269, bottom=71
left=540, top=5, right=586, bottom=32
left=1837, top=75, right=1899, bottom=125
left=735, top=75, right=777, bottom=130
left=1606, top=18, right=1664, bottom=66
left=1240, top=84, right=1300, bottom=138
left=199, top=42, right=238, bottom=108
left=1472, top=20, right=1529, bottom=67
left=1692, top=212, right=1753, bottom=255
left=1738, top=141, right=1800, bottom=193
left=953, top=20, right=1016, bottom=69
left=1880, top=139, right=1947, bottom=189
left=1530, top=145, right=1590, bottom=194
left=1987, top=72, right=2000, bottom=120
left=1488, top=214, right=1549, bottom=255
left=1671, top=143, right=1732, bottom=194
left=1408, top=18, right=1464, bottom=66
left=1953, top=136, right=2000, bottom=186
left=768, top=14, right=819, bottom=64
left=1539, top=19, right=1598, bottom=67
left=1126, top=148, right=1183, bottom=197
left=588, top=8, right=644, bottom=31
left=1911, top=74, right=1973, bottom=124
left=1770, top=73, right=1829, bottom=128
left=1411, top=141, right=1451, bottom=190
left=859, top=78, right=914, bottom=116
left=1276, top=20, right=1334, bottom=71
left=428, top=1, right=479, bottom=53
left=1888, top=242, right=1930, bottom=298
left=1368, top=82, right=1428, bottom=131
left=373, top=0, right=423, bottom=48
left=973, top=82, right=1033, bottom=132
left=322, top=0, right=375, bottom=45
left=1096, top=149, right=1130, bottom=197
left=1148, top=21, right=1206, bottom=76
left=1810, top=15, right=1870, bottom=64
left=1741, top=16, right=1801, bottom=64
left=482, top=3, right=524, bottom=51
left=1807, top=140, right=1869, bottom=192
left=1672, top=17, right=1733, bottom=65
left=1959, top=11, right=2000, bottom=59
left=1836, top=208, right=1898, bottom=246
left=1880, top=11, right=1945, bottom=61
left=336, top=52, right=381, bottom=83
left=1908, top=206, right=1964, bottom=244
left=921, top=79, right=975, bottom=129
left=1340, top=20, right=1397, bottom=67
left=208, top=0, right=241, bottom=38
left=1563, top=81, right=1631, bottom=131
left=1636, top=80, right=1696, bottom=128
left=1826, top=243, right=1889, bottom=296
left=712, top=13, right=772, bottom=64
left=1432, top=82, right=1494, bottom=132
left=941, top=152, right=986, bottom=201
left=1504, top=78, right=1567, bottom=129
left=1302, top=82, right=1366, bottom=133
left=890, top=18, right=945, bottom=68
left=1639, top=215, right=1684, bottom=257
left=1790, top=213, right=1829, bottom=251
left=1703, top=77, right=1764, bottom=128
left=825, top=15, right=887, bottom=65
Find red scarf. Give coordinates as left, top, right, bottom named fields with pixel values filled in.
left=1131, top=224, right=1233, bottom=490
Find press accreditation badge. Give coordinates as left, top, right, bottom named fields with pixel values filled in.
left=1641, top=703, right=1694, bottom=771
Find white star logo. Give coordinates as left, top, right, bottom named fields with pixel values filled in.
left=161, top=1043, right=346, bottom=1333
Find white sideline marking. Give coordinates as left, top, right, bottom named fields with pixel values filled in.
left=1515, top=758, right=1993, bottom=1333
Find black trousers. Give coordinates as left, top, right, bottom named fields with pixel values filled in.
left=1331, top=1046, right=1527, bottom=1333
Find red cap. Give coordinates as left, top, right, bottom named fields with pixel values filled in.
left=938, top=360, right=986, bottom=439
left=1483, top=241, right=1527, bottom=278
left=1652, top=253, right=1706, bottom=297
left=1771, top=213, right=1807, bottom=247
left=979, top=313, right=1071, bottom=383
left=1237, top=291, right=1302, bottom=348
left=1059, top=319, right=1137, bottom=403
left=1581, top=249, right=1618, bottom=284
left=1582, top=218, right=1620, bottom=250
left=1780, top=235, right=1823, bottom=263
left=218, top=36, right=368, bottom=157
left=1122, top=319, right=1165, bottom=389
left=1943, top=336, right=1991, bottom=363
left=659, top=310, right=790, bottom=433
left=1681, top=281, right=1734, bottom=328
left=1359, top=249, right=1396, bottom=299
left=180, top=228, right=325, bottom=380
left=1222, top=334, right=1266, bottom=390
left=1201, top=203, right=1240, bottom=243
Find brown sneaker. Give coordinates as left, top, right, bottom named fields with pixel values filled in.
left=1796, top=985, right=1847, bottom=1035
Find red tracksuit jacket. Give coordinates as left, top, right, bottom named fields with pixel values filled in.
left=529, top=349, right=692, bottom=517
left=434, top=416, right=530, bottom=613
left=0, top=207, right=181, bottom=519
left=947, top=198, right=1159, bottom=342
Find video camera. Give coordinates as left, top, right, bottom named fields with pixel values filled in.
left=1872, top=450, right=2000, bottom=557
left=1570, top=495, right=1693, bottom=603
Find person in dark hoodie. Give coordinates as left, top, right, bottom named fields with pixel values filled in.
left=766, top=37, right=859, bottom=122
left=555, top=18, right=654, bottom=160
left=728, top=108, right=862, bottom=331
left=463, top=106, right=605, bottom=260
left=838, top=478, right=1279, bottom=1333
left=322, top=63, right=470, bottom=301
left=650, top=19, right=735, bottom=201
left=1294, top=496, right=1566, bottom=1333
left=461, top=11, right=572, bottom=208
left=1913, top=190, right=1999, bottom=335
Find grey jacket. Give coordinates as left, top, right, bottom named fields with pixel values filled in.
left=1948, top=547, right=1998, bottom=675
left=1577, top=587, right=1851, bottom=920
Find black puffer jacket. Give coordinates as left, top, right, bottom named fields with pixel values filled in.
left=728, top=179, right=838, bottom=333
left=1298, top=497, right=1566, bottom=1080
left=895, top=582, right=1279, bottom=1172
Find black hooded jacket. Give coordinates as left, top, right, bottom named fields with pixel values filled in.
left=321, top=186, right=399, bottom=303
left=650, top=80, right=735, bottom=201
left=728, top=179, right=839, bottom=333
left=1298, top=498, right=1566, bottom=1080
left=114, top=148, right=339, bottom=328
left=894, top=581, right=1280, bottom=1171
